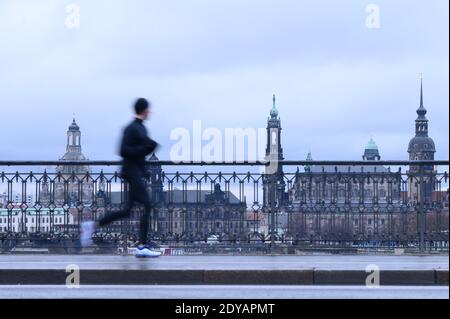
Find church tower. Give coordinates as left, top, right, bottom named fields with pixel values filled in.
left=265, top=94, right=284, bottom=168
left=55, top=118, right=92, bottom=206
left=57, top=118, right=91, bottom=175
left=264, top=95, right=286, bottom=207
left=407, top=78, right=436, bottom=203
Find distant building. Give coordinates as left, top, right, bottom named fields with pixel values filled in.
left=288, top=139, right=402, bottom=238
left=283, top=80, right=443, bottom=240
left=98, top=181, right=246, bottom=240
left=0, top=192, right=6, bottom=208
left=292, top=137, right=401, bottom=204
left=0, top=208, right=71, bottom=233
left=432, top=190, right=449, bottom=208
left=162, top=184, right=246, bottom=238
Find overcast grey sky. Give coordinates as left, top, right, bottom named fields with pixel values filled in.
left=0, top=0, right=448, bottom=162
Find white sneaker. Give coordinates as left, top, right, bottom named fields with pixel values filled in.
left=135, top=246, right=162, bottom=258
left=80, top=221, right=95, bottom=247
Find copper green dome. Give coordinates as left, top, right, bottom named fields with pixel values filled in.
left=365, top=137, right=378, bottom=150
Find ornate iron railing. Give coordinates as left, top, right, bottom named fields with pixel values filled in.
left=0, top=160, right=448, bottom=253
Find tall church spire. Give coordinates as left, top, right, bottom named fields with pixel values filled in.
left=408, top=75, right=435, bottom=157
left=420, top=75, right=423, bottom=108
left=270, top=94, right=279, bottom=118
left=414, top=76, right=429, bottom=136
left=416, top=74, right=427, bottom=120
left=407, top=75, right=436, bottom=203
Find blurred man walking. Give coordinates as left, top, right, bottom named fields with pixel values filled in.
left=81, top=98, right=161, bottom=258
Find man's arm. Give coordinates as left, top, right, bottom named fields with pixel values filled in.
left=120, top=126, right=155, bottom=158
left=145, top=137, right=159, bottom=155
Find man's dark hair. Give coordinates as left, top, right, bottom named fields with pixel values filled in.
left=134, top=98, right=150, bottom=115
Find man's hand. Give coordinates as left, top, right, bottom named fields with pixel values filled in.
left=146, top=137, right=159, bottom=155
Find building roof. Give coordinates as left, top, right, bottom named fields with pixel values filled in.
left=308, top=165, right=389, bottom=174
left=69, top=118, right=80, bottom=131
left=109, top=189, right=243, bottom=205
left=365, top=137, right=378, bottom=150
left=408, top=136, right=436, bottom=153
left=165, top=189, right=241, bottom=204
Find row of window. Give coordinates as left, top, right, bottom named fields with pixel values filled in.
left=165, top=212, right=242, bottom=219
left=0, top=226, right=52, bottom=232
left=0, top=217, right=65, bottom=224
left=174, top=220, right=388, bottom=228
left=165, top=222, right=243, bottom=229
left=296, top=189, right=396, bottom=198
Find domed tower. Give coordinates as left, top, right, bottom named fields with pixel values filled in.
left=363, top=136, right=381, bottom=160
left=407, top=78, right=436, bottom=203
left=55, top=118, right=92, bottom=206
left=57, top=118, right=91, bottom=175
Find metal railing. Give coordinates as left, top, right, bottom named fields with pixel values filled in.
left=0, top=160, right=448, bottom=253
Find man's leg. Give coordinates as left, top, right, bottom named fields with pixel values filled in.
left=98, top=186, right=134, bottom=227
left=133, top=179, right=152, bottom=245
left=98, top=204, right=132, bottom=227
left=133, top=178, right=162, bottom=257
left=81, top=199, right=132, bottom=247
left=81, top=184, right=134, bottom=247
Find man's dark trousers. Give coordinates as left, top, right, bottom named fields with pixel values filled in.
left=99, top=167, right=152, bottom=245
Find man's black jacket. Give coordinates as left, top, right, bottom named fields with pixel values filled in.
left=119, top=118, right=158, bottom=178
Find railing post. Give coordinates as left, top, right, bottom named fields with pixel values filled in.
left=269, top=174, right=276, bottom=250
left=419, top=165, right=425, bottom=253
